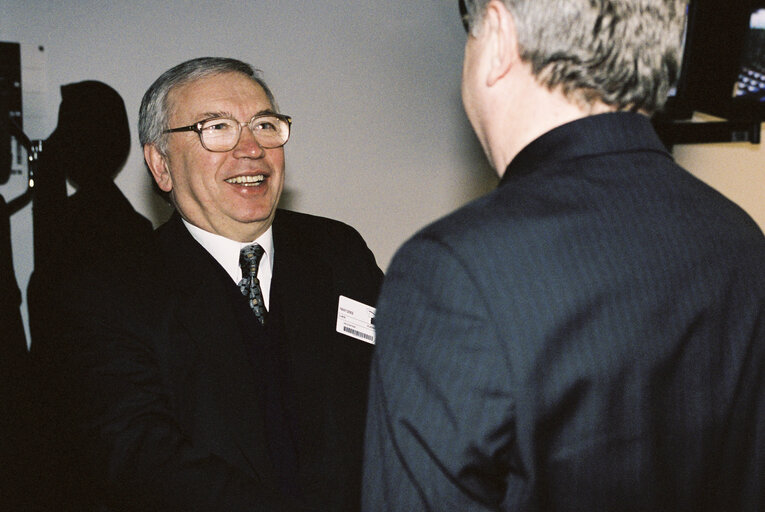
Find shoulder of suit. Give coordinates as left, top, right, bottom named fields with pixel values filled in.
left=274, top=208, right=365, bottom=242
left=410, top=193, right=501, bottom=243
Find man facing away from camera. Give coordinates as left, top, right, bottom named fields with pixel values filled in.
left=363, top=1, right=765, bottom=510
left=61, top=57, right=383, bottom=511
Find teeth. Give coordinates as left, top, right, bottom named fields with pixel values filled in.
left=226, top=175, right=265, bottom=186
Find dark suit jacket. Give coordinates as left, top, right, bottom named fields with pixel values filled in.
left=63, top=209, right=382, bottom=511
left=363, top=113, right=765, bottom=511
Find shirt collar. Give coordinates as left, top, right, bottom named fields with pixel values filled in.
left=182, top=219, right=274, bottom=285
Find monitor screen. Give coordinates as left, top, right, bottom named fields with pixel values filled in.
left=733, top=8, right=765, bottom=102
left=1, top=42, right=22, bottom=185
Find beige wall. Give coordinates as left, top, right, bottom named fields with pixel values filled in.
left=674, top=121, right=765, bottom=234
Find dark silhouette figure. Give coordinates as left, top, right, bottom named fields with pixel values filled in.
left=2, top=87, right=34, bottom=511
left=26, top=80, right=153, bottom=511
left=0, top=194, right=34, bottom=511
left=0, top=199, right=25, bottom=352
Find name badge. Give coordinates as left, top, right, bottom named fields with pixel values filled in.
left=336, top=295, right=376, bottom=344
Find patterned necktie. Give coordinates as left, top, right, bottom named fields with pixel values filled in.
left=238, top=243, right=267, bottom=325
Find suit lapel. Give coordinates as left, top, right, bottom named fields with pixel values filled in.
left=156, top=215, right=275, bottom=484
left=271, top=213, right=341, bottom=469
left=272, top=213, right=337, bottom=389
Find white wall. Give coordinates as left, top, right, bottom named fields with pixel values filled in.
left=0, top=0, right=495, bottom=344
left=2, top=1, right=763, bottom=346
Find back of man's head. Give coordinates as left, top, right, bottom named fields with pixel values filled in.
left=461, top=0, right=687, bottom=115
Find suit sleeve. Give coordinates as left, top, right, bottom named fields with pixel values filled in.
left=362, top=234, right=517, bottom=511
left=61, top=270, right=312, bottom=512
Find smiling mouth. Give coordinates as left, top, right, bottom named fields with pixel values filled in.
left=225, top=175, right=265, bottom=186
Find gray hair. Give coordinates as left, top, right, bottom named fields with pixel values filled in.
left=461, top=0, right=688, bottom=114
left=138, top=57, right=278, bottom=154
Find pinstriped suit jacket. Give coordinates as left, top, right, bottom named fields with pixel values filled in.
left=363, top=112, right=765, bottom=511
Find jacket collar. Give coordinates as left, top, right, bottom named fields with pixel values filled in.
left=500, top=112, right=670, bottom=186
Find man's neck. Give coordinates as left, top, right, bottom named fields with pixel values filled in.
left=488, top=75, right=616, bottom=176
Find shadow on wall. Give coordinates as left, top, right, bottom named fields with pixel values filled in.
left=16, top=80, right=155, bottom=511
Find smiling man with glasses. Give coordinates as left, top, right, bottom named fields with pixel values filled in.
left=62, top=57, right=383, bottom=511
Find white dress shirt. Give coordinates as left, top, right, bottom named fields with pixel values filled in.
left=182, top=220, right=274, bottom=310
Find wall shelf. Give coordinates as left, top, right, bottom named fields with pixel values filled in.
left=653, top=118, right=762, bottom=147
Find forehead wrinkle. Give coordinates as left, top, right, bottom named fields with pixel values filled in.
left=168, top=73, right=275, bottom=125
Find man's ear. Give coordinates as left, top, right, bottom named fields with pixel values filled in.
left=485, top=0, right=519, bottom=87
left=144, top=144, right=173, bottom=193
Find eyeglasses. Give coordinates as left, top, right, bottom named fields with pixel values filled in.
left=163, top=112, right=292, bottom=152
left=459, top=0, right=469, bottom=33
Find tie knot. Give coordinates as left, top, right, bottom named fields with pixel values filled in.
left=239, top=243, right=265, bottom=275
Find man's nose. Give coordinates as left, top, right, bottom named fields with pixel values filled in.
left=233, top=124, right=265, bottom=158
